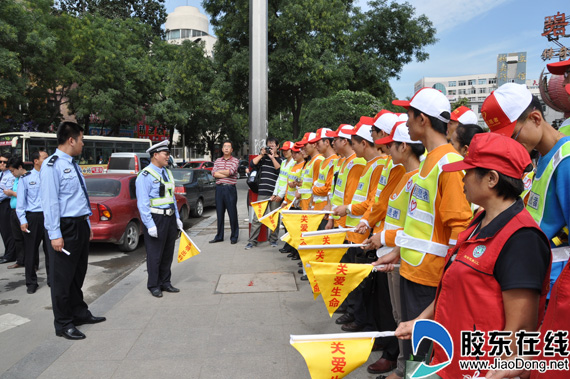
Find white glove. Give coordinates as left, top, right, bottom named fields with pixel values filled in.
left=148, top=226, right=158, bottom=238
left=176, top=218, right=184, bottom=231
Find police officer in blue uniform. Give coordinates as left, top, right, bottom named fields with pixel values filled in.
left=136, top=140, right=183, bottom=298
left=40, top=121, right=106, bottom=340
left=0, top=153, right=16, bottom=264
left=17, top=150, right=50, bottom=294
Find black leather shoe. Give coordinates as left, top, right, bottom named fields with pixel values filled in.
left=161, top=285, right=180, bottom=293
left=300, top=275, right=308, bottom=281
left=286, top=253, right=294, bottom=258
left=298, top=269, right=303, bottom=274
left=291, top=255, right=300, bottom=261
left=341, top=321, right=365, bottom=332
left=335, top=313, right=355, bottom=325
left=231, top=240, right=237, bottom=244
left=27, top=285, right=38, bottom=294
left=209, top=239, right=223, bottom=244
left=279, top=247, right=288, bottom=253
left=297, top=262, right=302, bottom=267
left=74, top=315, right=106, bottom=326
left=56, top=327, right=86, bottom=340
left=0, top=258, right=13, bottom=264
left=150, top=288, right=163, bottom=298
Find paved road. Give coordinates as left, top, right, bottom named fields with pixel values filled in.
left=0, top=179, right=250, bottom=374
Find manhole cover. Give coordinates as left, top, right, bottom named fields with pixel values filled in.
left=215, top=272, right=297, bottom=293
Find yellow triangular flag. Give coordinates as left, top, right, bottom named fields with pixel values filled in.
left=259, top=202, right=292, bottom=231
left=311, top=262, right=373, bottom=317
left=177, top=231, right=201, bottom=262
left=297, top=233, right=348, bottom=299
left=251, top=199, right=269, bottom=220
left=281, top=212, right=324, bottom=249
left=290, top=333, right=376, bottom=379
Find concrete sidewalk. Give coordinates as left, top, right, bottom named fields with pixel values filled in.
left=1, top=193, right=389, bottom=379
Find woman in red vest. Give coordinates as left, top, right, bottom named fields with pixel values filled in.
left=394, top=133, right=551, bottom=379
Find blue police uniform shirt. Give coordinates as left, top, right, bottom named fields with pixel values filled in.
left=0, top=169, right=15, bottom=202
left=135, top=163, right=179, bottom=230
left=16, top=169, right=42, bottom=224
left=40, top=149, right=92, bottom=240
left=10, top=177, right=18, bottom=209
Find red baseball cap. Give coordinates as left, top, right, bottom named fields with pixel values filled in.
left=292, top=142, right=303, bottom=152
left=546, top=59, right=570, bottom=75
left=297, top=132, right=312, bottom=146
left=450, top=105, right=478, bottom=125
left=280, top=141, right=294, bottom=150
left=442, top=133, right=531, bottom=179
left=309, top=128, right=333, bottom=143
left=481, top=83, right=532, bottom=137
left=392, top=87, right=451, bottom=123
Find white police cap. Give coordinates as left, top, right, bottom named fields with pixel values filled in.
left=146, top=140, right=170, bottom=154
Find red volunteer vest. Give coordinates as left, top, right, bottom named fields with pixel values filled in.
left=530, top=262, right=570, bottom=379
left=432, top=207, right=551, bottom=379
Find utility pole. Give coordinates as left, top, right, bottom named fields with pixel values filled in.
left=249, top=0, right=268, bottom=156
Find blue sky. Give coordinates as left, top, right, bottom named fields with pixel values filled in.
left=165, top=0, right=568, bottom=99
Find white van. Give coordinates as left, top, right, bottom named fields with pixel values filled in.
left=106, top=152, right=151, bottom=174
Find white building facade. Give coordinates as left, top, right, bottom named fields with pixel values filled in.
left=164, top=6, right=217, bottom=57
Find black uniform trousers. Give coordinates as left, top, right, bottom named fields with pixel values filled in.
left=143, top=213, right=178, bottom=290
left=0, top=200, right=15, bottom=260
left=46, top=216, right=91, bottom=333
left=214, top=184, right=239, bottom=242
left=24, top=212, right=50, bottom=288
left=10, top=209, right=25, bottom=265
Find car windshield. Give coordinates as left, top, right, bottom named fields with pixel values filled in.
left=171, top=170, right=194, bottom=185
left=186, top=162, right=202, bottom=168
left=86, top=178, right=121, bottom=197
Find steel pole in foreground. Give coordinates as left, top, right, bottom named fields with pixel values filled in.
left=249, top=0, right=268, bottom=155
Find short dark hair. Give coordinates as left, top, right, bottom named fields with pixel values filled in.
left=1, top=152, right=12, bottom=160
left=393, top=142, right=425, bottom=159
left=321, top=138, right=334, bottom=147
left=474, top=168, right=524, bottom=200
left=8, top=156, right=23, bottom=170
left=410, top=106, right=449, bottom=136
left=222, top=140, right=233, bottom=148
left=517, top=95, right=545, bottom=123
left=455, top=124, right=485, bottom=148
left=351, top=134, right=374, bottom=148
left=31, top=150, right=40, bottom=162
left=57, top=121, right=84, bottom=145
left=266, top=137, right=279, bottom=146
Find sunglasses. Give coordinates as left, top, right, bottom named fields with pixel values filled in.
left=0, top=160, right=7, bottom=164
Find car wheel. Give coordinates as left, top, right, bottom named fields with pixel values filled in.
left=180, top=205, right=189, bottom=222
left=191, top=198, right=204, bottom=218
left=119, top=221, right=140, bottom=252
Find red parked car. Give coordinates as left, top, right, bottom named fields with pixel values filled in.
left=85, top=174, right=189, bottom=252
left=182, top=160, right=214, bottom=171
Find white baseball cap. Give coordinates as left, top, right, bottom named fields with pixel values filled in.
left=393, top=87, right=451, bottom=123
left=375, top=121, right=420, bottom=145
left=397, top=113, right=409, bottom=122
left=481, top=83, right=532, bottom=136
left=450, top=106, right=478, bottom=125
left=346, top=116, right=375, bottom=143
left=373, top=110, right=399, bottom=134
left=326, top=124, right=354, bottom=139
left=308, top=128, right=333, bottom=143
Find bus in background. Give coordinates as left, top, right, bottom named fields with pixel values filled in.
left=0, top=132, right=152, bottom=175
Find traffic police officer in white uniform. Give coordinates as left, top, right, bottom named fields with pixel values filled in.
left=136, top=140, right=183, bottom=298
left=40, top=121, right=106, bottom=340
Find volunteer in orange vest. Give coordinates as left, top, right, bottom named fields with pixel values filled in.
left=332, top=117, right=386, bottom=335
left=296, top=132, right=323, bottom=211
left=327, top=126, right=347, bottom=227
left=395, top=133, right=551, bottom=379
left=377, top=87, right=473, bottom=363
left=326, top=125, right=366, bottom=229
left=365, top=121, right=425, bottom=377
left=356, top=112, right=406, bottom=237
left=309, top=128, right=338, bottom=229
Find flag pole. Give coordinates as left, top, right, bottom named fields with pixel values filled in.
left=302, top=227, right=355, bottom=237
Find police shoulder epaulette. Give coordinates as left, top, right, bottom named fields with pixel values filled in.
left=141, top=170, right=149, bottom=176
left=21, top=171, right=32, bottom=178
left=47, top=155, right=58, bottom=166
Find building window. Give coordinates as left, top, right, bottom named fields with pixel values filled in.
left=168, top=29, right=181, bottom=40
left=448, top=90, right=456, bottom=95
left=448, top=81, right=456, bottom=87
left=458, top=80, right=466, bottom=86
left=468, top=79, right=475, bottom=85
left=488, top=78, right=497, bottom=84
left=458, top=89, right=466, bottom=95
left=478, top=88, right=486, bottom=94
left=478, top=79, right=487, bottom=85
left=478, top=96, right=487, bottom=101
